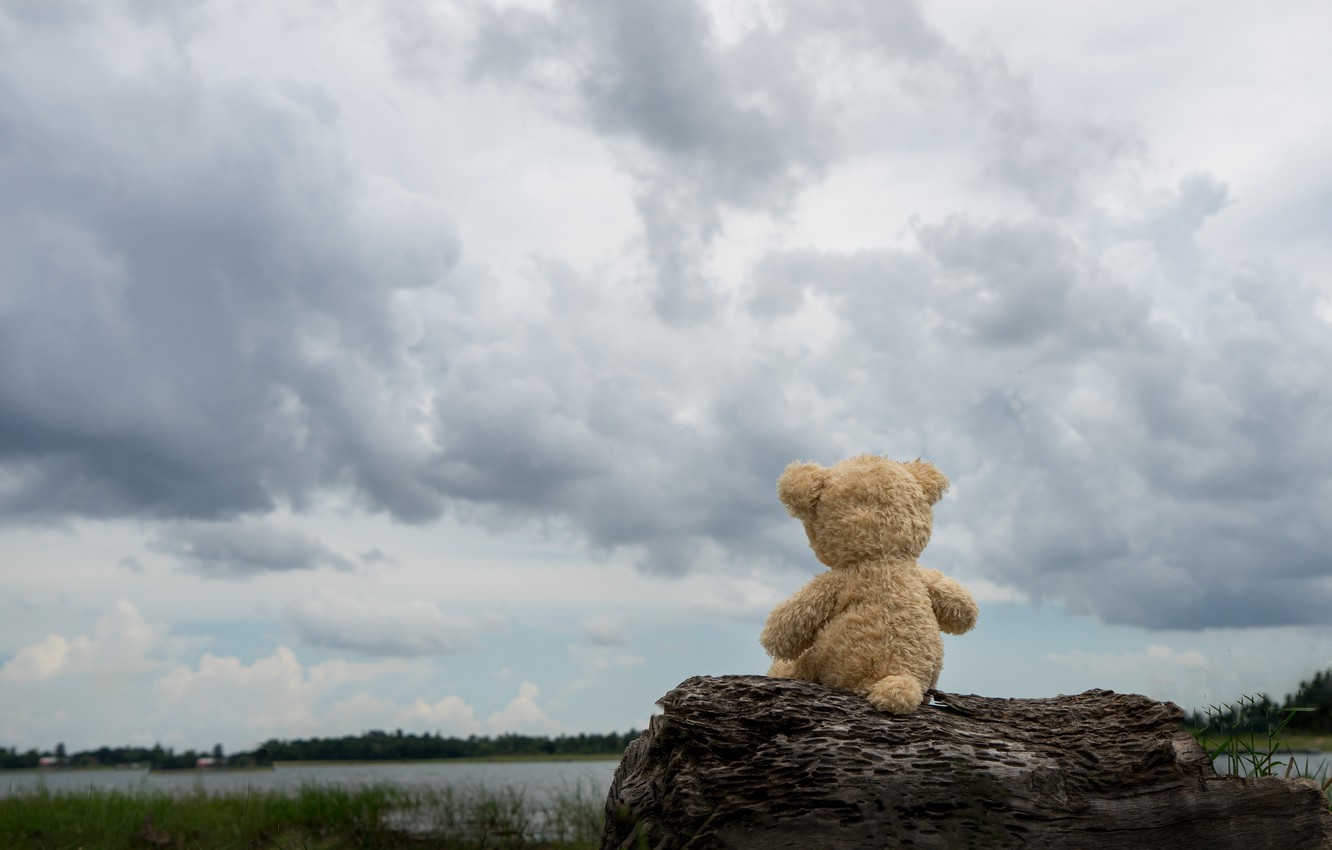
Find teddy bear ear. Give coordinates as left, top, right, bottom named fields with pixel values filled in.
left=905, top=459, right=949, bottom=504
left=777, top=461, right=828, bottom=521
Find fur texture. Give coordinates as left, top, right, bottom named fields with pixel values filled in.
left=760, top=454, right=979, bottom=714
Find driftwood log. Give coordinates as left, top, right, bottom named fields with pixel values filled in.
left=602, top=675, right=1332, bottom=850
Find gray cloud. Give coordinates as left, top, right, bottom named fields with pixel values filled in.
left=742, top=206, right=1332, bottom=629
left=0, top=3, right=457, bottom=524
left=3, top=1, right=1330, bottom=632
left=469, top=0, right=836, bottom=199
left=358, top=549, right=394, bottom=566
left=151, top=521, right=354, bottom=579
left=286, top=590, right=507, bottom=657
left=458, top=0, right=1137, bottom=324
left=464, top=0, right=842, bottom=322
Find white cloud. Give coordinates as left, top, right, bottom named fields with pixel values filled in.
left=581, top=614, right=630, bottom=647
left=0, top=601, right=436, bottom=750
left=562, top=644, right=648, bottom=696
left=0, top=601, right=162, bottom=684
left=320, top=682, right=566, bottom=738
left=149, top=649, right=430, bottom=746
left=958, top=577, right=1030, bottom=606
left=569, top=645, right=646, bottom=674
left=402, top=695, right=481, bottom=730
left=1, top=634, right=91, bottom=683
left=487, top=682, right=563, bottom=734
left=286, top=588, right=507, bottom=657
left=155, top=649, right=315, bottom=730
left=1046, top=644, right=1209, bottom=677
left=690, top=575, right=788, bottom=622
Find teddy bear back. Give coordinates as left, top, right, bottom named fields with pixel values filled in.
left=778, top=454, right=949, bottom=569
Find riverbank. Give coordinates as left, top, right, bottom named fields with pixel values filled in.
left=1276, top=732, right=1332, bottom=753
left=0, top=756, right=623, bottom=778
left=270, top=753, right=624, bottom=767
left=0, top=782, right=605, bottom=849
left=1185, top=727, right=1331, bottom=756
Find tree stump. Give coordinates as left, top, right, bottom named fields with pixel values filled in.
left=601, top=675, right=1332, bottom=850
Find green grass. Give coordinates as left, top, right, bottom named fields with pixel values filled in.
left=0, top=780, right=606, bottom=849
left=1272, top=731, right=1332, bottom=753
left=1190, top=694, right=1332, bottom=812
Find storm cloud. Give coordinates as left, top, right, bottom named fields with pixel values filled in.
left=2, top=0, right=1330, bottom=632
left=0, top=2, right=457, bottom=523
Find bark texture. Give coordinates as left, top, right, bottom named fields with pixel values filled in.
left=602, top=675, right=1332, bottom=850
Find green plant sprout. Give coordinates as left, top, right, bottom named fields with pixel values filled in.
left=1191, top=694, right=1331, bottom=812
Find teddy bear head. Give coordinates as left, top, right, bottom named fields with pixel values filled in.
left=777, top=454, right=949, bottom=569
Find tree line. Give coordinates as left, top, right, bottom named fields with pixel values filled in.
left=257, top=729, right=641, bottom=762
left=1182, top=667, right=1332, bottom=733
left=0, top=729, right=640, bottom=771
left=12, top=665, right=1325, bottom=771
left=0, top=742, right=254, bottom=771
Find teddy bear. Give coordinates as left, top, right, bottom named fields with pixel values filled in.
left=760, top=454, right=978, bottom=713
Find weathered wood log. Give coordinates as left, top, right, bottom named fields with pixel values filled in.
left=602, top=675, right=1332, bottom=850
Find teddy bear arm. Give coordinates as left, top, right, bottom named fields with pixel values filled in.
left=760, top=573, right=842, bottom=659
left=920, top=568, right=979, bottom=635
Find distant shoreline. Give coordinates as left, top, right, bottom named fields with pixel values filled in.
left=0, top=753, right=625, bottom=773
left=1183, top=729, right=1331, bottom=755
left=1267, top=732, right=1332, bottom=754
left=272, top=753, right=624, bottom=766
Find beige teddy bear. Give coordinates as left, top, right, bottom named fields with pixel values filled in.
left=760, top=455, right=978, bottom=713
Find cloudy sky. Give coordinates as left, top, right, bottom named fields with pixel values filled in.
left=3, top=0, right=1332, bottom=754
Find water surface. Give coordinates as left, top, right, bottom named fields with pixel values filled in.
left=5, top=752, right=1328, bottom=799
left=0, top=760, right=621, bottom=800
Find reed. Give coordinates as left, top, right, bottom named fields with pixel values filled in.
left=0, top=780, right=605, bottom=849
left=1191, top=694, right=1332, bottom=811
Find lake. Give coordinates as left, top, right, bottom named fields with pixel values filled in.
left=3, top=751, right=1327, bottom=799
left=0, top=759, right=622, bottom=800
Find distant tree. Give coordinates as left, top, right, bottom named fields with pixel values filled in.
left=1283, top=668, right=1332, bottom=732
left=0, top=727, right=644, bottom=771
left=247, top=728, right=640, bottom=762
left=1185, top=667, right=1332, bottom=733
